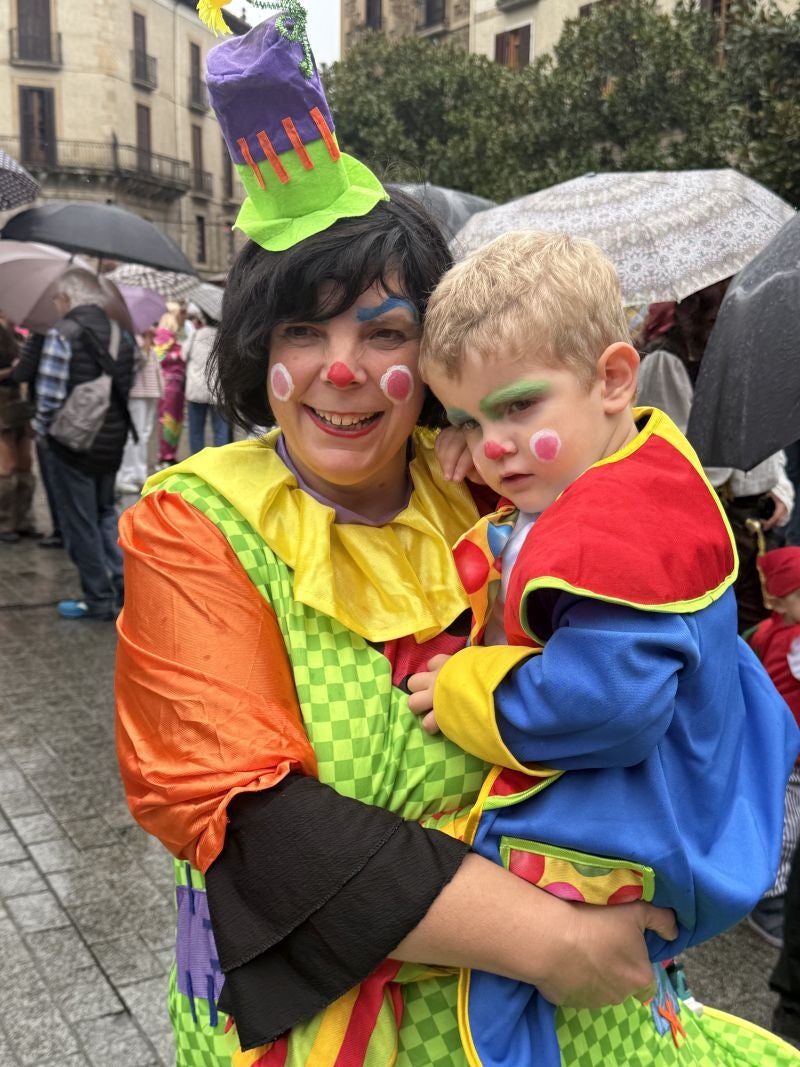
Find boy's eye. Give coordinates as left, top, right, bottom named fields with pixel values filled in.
left=450, top=417, right=479, bottom=432
left=508, top=398, right=535, bottom=415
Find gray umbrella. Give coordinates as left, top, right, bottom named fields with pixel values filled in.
left=388, top=183, right=495, bottom=240
left=1, top=200, right=194, bottom=273
left=454, top=169, right=794, bottom=305
left=687, top=214, right=800, bottom=471
left=0, top=149, right=39, bottom=211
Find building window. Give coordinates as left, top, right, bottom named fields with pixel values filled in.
left=366, top=0, right=382, bottom=29
left=131, top=11, right=157, bottom=88
left=579, top=0, right=615, bottom=16
left=15, top=0, right=56, bottom=63
left=222, top=138, right=233, bottom=199
left=424, top=0, right=445, bottom=27
left=195, top=215, right=207, bottom=263
left=495, top=24, right=531, bottom=68
left=19, top=86, right=56, bottom=165
left=135, top=103, right=151, bottom=172
left=189, top=42, right=208, bottom=110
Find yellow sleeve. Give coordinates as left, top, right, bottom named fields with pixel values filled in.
left=434, top=645, right=543, bottom=771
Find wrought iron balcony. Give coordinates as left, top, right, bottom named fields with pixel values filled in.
left=131, top=49, right=158, bottom=90
left=191, top=169, right=213, bottom=197
left=9, top=28, right=62, bottom=68
left=0, top=135, right=191, bottom=202
left=189, top=76, right=209, bottom=113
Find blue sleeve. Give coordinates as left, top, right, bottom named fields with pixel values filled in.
left=33, top=329, right=71, bottom=435
left=495, top=594, right=701, bottom=769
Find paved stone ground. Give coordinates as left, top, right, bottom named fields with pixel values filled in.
left=0, top=477, right=791, bottom=1066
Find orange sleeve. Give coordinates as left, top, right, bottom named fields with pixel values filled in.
left=115, top=489, right=317, bottom=873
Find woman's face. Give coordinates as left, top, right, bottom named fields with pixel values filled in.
left=268, top=280, right=426, bottom=511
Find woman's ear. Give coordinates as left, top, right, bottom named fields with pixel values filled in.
left=598, top=342, right=639, bottom=414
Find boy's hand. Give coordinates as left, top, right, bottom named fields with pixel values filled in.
left=408, top=653, right=451, bottom=734
left=435, top=427, right=485, bottom=484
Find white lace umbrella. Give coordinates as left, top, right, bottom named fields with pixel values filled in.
left=0, top=149, right=39, bottom=211
left=104, top=263, right=199, bottom=300
left=454, top=169, right=795, bottom=306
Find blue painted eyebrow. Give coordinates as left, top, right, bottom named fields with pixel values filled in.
left=356, top=297, right=419, bottom=323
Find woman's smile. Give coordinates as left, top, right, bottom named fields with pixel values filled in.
left=305, top=405, right=384, bottom=436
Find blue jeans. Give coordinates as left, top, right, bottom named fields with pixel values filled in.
left=187, top=402, right=232, bottom=455
left=48, top=451, right=123, bottom=618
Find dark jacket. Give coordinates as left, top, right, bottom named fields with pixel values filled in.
left=49, top=304, right=136, bottom=475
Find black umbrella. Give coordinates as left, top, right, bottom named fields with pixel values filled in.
left=0, top=148, right=39, bottom=210
left=1, top=200, right=194, bottom=273
left=387, top=182, right=495, bottom=240
left=687, top=213, right=800, bottom=471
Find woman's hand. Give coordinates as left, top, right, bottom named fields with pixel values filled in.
left=435, top=427, right=485, bottom=484
left=408, top=653, right=451, bottom=733
left=393, top=853, right=677, bottom=1009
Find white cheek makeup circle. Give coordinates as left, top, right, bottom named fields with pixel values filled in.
left=529, top=429, right=561, bottom=462
left=270, top=362, right=294, bottom=402
left=379, top=365, right=415, bottom=404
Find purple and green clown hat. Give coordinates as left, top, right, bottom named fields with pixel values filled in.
left=204, top=2, right=388, bottom=252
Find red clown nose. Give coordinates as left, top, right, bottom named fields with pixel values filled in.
left=484, top=440, right=507, bottom=460
left=327, top=362, right=356, bottom=387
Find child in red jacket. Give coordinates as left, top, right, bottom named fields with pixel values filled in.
left=748, top=546, right=800, bottom=947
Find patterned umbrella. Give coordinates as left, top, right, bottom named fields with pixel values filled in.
left=105, top=263, right=199, bottom=300
left=454, top=169, right=795, bottom=306
left=186, top=281, right=223, bottom=322
left=0, top=149, right=39, bottom=211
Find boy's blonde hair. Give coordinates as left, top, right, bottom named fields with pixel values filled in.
left=419, top=231, right=631, bottom=384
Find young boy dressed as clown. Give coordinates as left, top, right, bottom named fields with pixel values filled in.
left=408, top=231, right=799, bottom=1067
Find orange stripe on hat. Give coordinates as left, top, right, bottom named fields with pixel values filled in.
left=332, top=960, right=404, bottom=1067
left=256, top=130, right=290, bottom=184
left=310, top=107, right=341, bottom=161
left=282, top=117, right=314, bottom=170
left=237, top=138, right=265, bottom=189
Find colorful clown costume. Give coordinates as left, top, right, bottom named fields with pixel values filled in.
left=114, top=426, right=800, bottom=1066
left=431, top=407, right=800, bottom=1066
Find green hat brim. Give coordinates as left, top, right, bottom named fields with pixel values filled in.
left=235, top=152, right=389, bottom=252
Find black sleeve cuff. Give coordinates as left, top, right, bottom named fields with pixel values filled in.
left=206, top=774, right=469, bottom=1050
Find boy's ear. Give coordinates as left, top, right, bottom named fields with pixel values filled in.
left=598, top=342, right=639, bottom=414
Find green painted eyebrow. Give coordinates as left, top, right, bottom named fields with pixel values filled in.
left=479, top=380, right=551, bottom=419
left=445, top=407, right=474, bottom=427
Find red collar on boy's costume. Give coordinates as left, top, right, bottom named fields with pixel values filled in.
left=504, top=407, right=738, bottom=647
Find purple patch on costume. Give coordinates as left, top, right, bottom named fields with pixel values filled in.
left=207, top=16, right=333, bottom=166
left=175, top=883, right=224, bottom=1006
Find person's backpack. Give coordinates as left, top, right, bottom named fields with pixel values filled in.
left=49, top=321, right=127, bottom=452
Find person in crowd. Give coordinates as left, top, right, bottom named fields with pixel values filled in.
left=34, top=270, right=135, bottom=619
left=637, top=281, right=794, bottom=631
left=747, top=547, right=800, bottom=948
left=406, top=230, right=797, bottom=1066
left=154, top=311, right=186, bottom=470
left=0, top=316, right=39, bottom=542
left=7, top=331, right=63, bottom=547
left=771, top=840, right=800, bottom=1048
left=115, top=11, right=798, bottom=1067
left=184, top=311, right=232, bottom=454
left=116, top=325, right=162, bottom=495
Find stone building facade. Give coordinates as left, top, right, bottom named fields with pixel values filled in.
left=0, top=0, right=249, bottom=275
left=341, top=0, right=471, bottom=54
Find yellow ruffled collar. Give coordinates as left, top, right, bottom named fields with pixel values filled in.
left=148, top=428, right=479, bottom=643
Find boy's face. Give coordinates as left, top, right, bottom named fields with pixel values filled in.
left=772, top=590, right=800, bottom=626
left=427, top=346, right=636, bottom=514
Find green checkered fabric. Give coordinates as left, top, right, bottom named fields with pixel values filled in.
left=169, top=966, right=235, bottom=1066
left=166, top=472, right=489, bottom=816
left=398, top=976, right=467, bottom=1066
left=555, top=999, right=800, bottom=1065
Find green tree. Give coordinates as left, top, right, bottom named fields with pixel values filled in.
left=516, top=0, right=729, bottom=190
left=724, top=0, right=800, bottom=205
left=323, top=33, right=529, bottom=201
